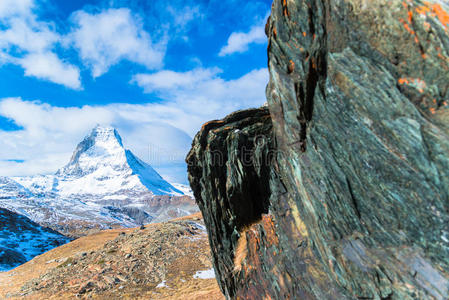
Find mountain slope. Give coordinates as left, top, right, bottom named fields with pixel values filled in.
left=28, top=126, right=181, bottom=197
left=0, top=213, right=223, bottom=300
left=0, top=126, right=197, bottom=237
left=0, top=208, right=70, bottom=272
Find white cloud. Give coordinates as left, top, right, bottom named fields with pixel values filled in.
left=133, top=67, right=268, bottom=131
left=133, top=68, right=219, bottom=90
left=0, top=0, right=33, bottom=19
left=19, top=52, right=81, bottom=90
left=0, top=18, right=58, bottom=52
left=0, top=67, right=268, bottom=182
left=70, top=8, right=165, bottom=77
left=167, top=5, right=202, bottom=29
left=0, top=0, right=81, bottom=89
left=219, top=21, right=267, bottom=56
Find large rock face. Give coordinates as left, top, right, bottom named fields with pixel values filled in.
left=187, top=0, right=449, bottom=299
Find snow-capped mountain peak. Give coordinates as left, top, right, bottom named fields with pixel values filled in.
left=0, top=126, right=196, bottom=239
left=50, top=125, right=182, bottom=196
left=56, top=126, right=126, bottom=177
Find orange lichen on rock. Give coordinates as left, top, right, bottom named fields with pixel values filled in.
left=416, top=2, right=449, bottom=29
left=398, top=77, right=426, bottom=92
left=261, top=215, right=279, bottom=247
left=399, top=18, right=415, bottom=35
left=428, top=2, right=449, bottom=27
left=398, top=78, right=410, bottom=85
left=416, top=5, right=431, bottom=15
left=201, top=120, right=224, bottom=131
left=408, top=10, right=414, bottom=23
left=288, top=60, right=295, bottom=73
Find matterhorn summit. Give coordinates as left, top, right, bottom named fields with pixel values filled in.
left=54, top=126, right=181, bottom=196
left=57, top=126, right=128, bottom=177
left=0, top=126, right=196, bottom=237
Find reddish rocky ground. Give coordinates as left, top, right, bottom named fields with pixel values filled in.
left=0, top=212, right=224, bottom=300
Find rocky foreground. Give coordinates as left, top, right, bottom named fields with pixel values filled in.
left=187, top=0, right=449, bottom=299
left=0, top=213, right=223, bottom=300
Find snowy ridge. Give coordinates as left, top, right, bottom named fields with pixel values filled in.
left=33, top=126, right=182, bottom=197
left=0, top=126, right=197, bottom=236
left=0, top=208, right=70, bottom=272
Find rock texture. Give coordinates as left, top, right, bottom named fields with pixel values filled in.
left=187, top=108, right=274, bottom=297
left=0, top=213, right=224, bottom=300
left=187, top=0, right=449, bottom=299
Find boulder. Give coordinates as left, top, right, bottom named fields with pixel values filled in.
left=187, top=0, right=449, bottom=299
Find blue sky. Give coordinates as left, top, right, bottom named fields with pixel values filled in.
left=0, top=0, right=270, bottom=183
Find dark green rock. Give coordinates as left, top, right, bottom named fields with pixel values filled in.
left=187, top=0, right=449, bottom=299
left=187, top=108, right=274, bottom=297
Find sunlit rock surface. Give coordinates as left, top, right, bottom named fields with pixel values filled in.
left=187, top=0, right=449, bottom=299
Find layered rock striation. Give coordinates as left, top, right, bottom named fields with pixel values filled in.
left=187, top=0, right=449, bottom=299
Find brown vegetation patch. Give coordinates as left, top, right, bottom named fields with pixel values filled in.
left=0, top=213, right=223, bottom=300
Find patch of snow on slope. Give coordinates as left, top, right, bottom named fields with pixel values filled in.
left=193, top=268, right=216, bottom=279
left=170, top=183, right=193, bottom=197
left=0, top=208, right=70, bottom=271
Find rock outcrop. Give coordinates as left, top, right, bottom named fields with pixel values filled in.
left=187, top=0, right=449, bottom=299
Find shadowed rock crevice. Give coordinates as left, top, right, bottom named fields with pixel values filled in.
left=187, top=108, right=275, bottom=297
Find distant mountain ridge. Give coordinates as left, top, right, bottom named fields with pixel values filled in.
left=0, top=207, right=70, bottom=272
left=0, top=126, right=197, bottom=237
left=48, top=126, right=181, bottom=196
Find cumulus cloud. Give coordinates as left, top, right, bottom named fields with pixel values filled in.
left=0, top=98, right=191, bottom=182
left=0, top=0, right=33, bottom=19
left=219, top=15, right=268, bottom=56
left=19, top=53, right=81, bottom=90
left=0, top=3, right=168, bottom=87
left=0, top=0, right=82, bottom=89
left=132, top=67, right=268, bottom=130
left=69, top=8, right=165, bottom=78
left=0, top=67, right=268, bottom=182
